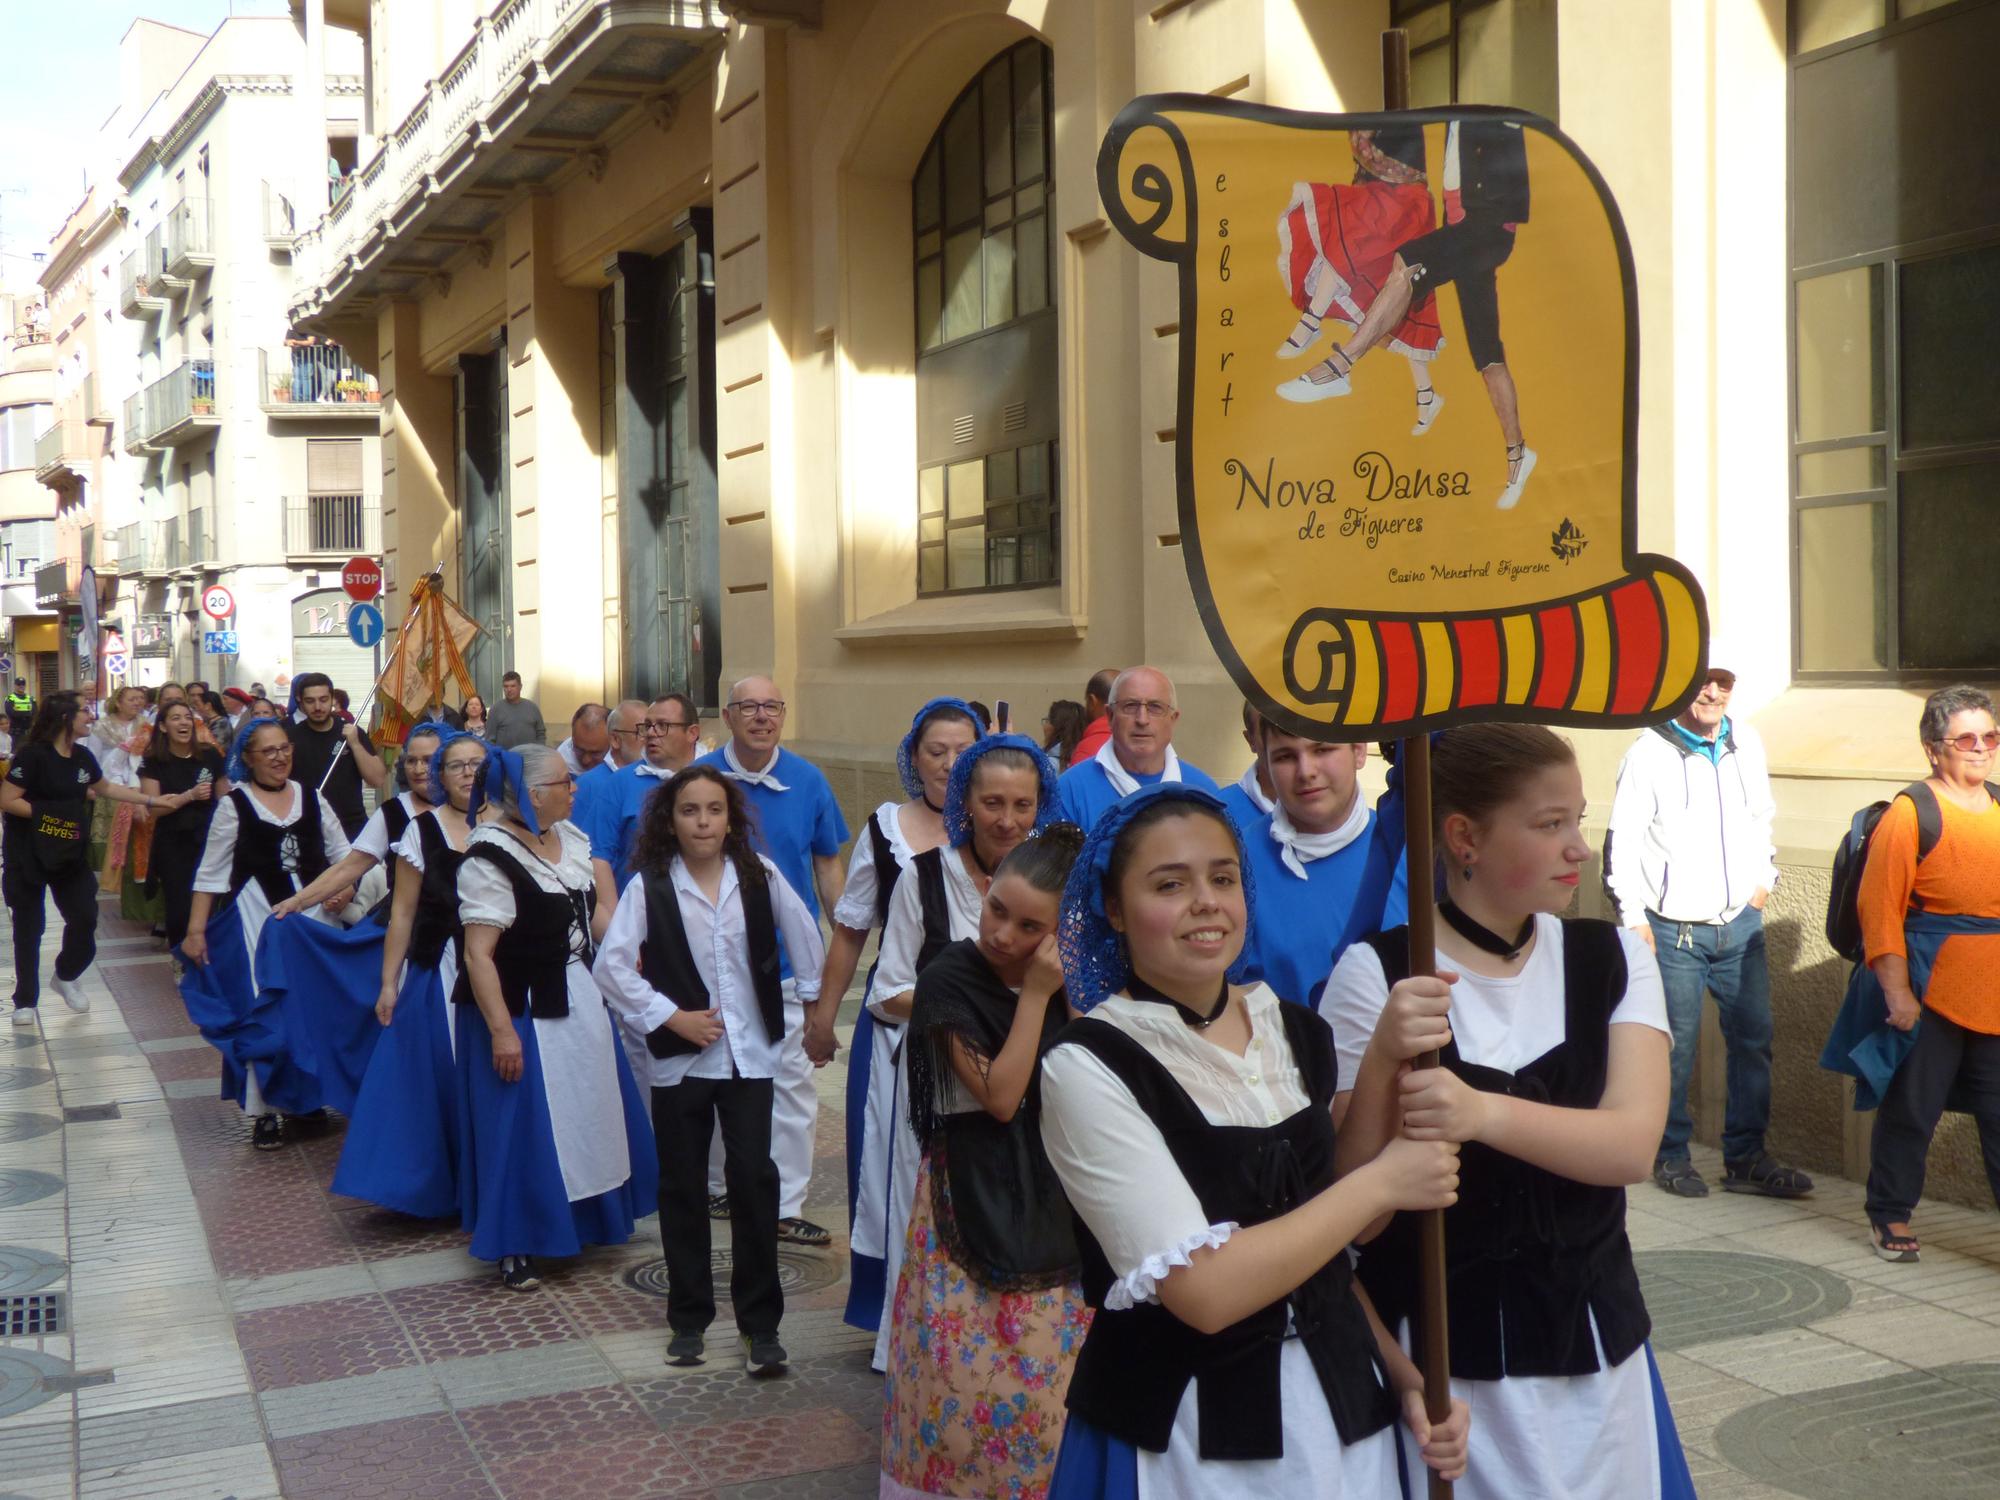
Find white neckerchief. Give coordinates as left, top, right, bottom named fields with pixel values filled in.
left=1268, top=790, right=1369, bottom=879
left=634, top=760, right=674, bottom=780
left=1235, top=763, right=1275, bottom=815
left=721, top=741, right=790, bottom=792
left=1094, top=737, right=1182, bottom=798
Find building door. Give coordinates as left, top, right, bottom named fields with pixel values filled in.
left=456, top=342, right=512, bottom=704
left=608, top=211, right=719, bottom=709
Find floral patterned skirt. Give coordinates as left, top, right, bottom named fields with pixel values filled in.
left=880, top=1153, right=1092, bottom=1500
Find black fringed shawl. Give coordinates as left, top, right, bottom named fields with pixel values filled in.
left=905, top=938, right=1079, bottom=1292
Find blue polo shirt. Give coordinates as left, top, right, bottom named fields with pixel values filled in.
left=1216, top=778, right=1272, bottom=841
left=1056, top=754, right=1222, bottom=832
left=570, top=759, right=617, bottom=835
left=694, top=746, right=850, bottom=980
left=585, top=762, right=676, bottom=890
left=1237, top=807, right=1409, bottom=1009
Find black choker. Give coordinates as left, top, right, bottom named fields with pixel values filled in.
left=1128, top=973, right=1231, bottom=1029
left=966, top=841, right=997, bottom=877
left=1439, top=901, right=1536, bottom=960
left=921, top=794, right=944, bottom=814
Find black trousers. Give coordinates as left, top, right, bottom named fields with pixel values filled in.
left=150, top=831, right=203, bottom=949
left=1865, top=1006, right=2000, bottom=1223
left=4, top=858, right=100, bottom=1007
left=652, top=1074, right=782, bottom=1341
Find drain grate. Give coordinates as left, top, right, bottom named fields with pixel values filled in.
left=622, top=1248, right=842, bottom=1301
left=0, top=1292, right=63, bottom=1336
left=38, top=1367, right=113, bottom=1393
left=62, top=1102, right=122, bottom=1123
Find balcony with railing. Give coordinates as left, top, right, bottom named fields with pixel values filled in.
left=141, top=360, right=219, bottom=448
left=33, top=557, right=80, bottom=609
left=164, top=198, right=213, bottom=280
left=288, top=0, right=726, bottom=321
left=113, top=521, right=154, bottom=575
left=81, top=373, right=111, bottom=427
left=32, top=420, right=88, bottom=485
left=118, top=227, right=170, bottom=319
left=285, top=493, right=381, bottom=558
left=122, top=391, right=152, bottom=455
left=260, top=345, right=380, bottom=416
left=160, top=506, right=215, bottom=571
left=263, top=180, right=296, bottom=247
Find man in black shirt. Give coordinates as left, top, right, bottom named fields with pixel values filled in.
left=286, top=672, right=386, bottom=839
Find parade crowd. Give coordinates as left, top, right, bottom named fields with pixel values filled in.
left=4, top=662, right=1998, bottom=1500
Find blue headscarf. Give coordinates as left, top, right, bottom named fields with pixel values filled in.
left=224, top=716, right=284, bottom=787
left=898, top=696, right=980, bottom=800
left=426, top=727, right=486, bottom=809
left=468, top=744, right=542, bottom=834
left=942, top=732, right=1059, bottom=848
left=395, top=723, right=446, bottom=796
left=1058, top=783, right=1259, bottom=1012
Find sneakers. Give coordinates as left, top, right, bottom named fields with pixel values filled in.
left=666, top=1332, right=705, bottom=1367
left=1651, top=1158, right=1709, bottom=1198
left=1722, top=1153, right=1814, bottom=1199
left=252, top=1114, right=284, bottom=1151
left=1276, top=364, right=1351, bottom=404
left=776, top=1216, right=832, bottom=1249
left=11, top=1006, right=37, bottom=1029
left=500, top=1255, right=541, bottom=1291
left=706, top=1194, right=731, bottom=1221
left=50, top=974, right=89, bottom=1013
left=742, top=1334, right=788, bottom=1379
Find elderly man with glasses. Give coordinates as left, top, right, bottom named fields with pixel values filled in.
left=571, top=699, right=649, bottom=833
left=690, top=674, right=851, bottom=1249
left=1054, top=664, right=1220, bottom=832
left=586, top=693, right=706, bottom=907
left=1606, top=666, right=1813, bottom=1201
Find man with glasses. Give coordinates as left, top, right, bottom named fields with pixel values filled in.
left=574, top=699, right=649, bottom=832
left=1606, top=666, right=1813, bottom=1201
left=556, top=703, right=614, bottom=777
left=1055, top=665, right=1220, bottom=832
left=696, top=674, right=850, bottom=1249
left=587, top=693, right=704, bottom=901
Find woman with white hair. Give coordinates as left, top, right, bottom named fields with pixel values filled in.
left=455, top=743, right=656, bottom=1290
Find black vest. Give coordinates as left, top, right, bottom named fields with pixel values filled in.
left=455, top=839, right=593, bottom=1019
left=867, top=806, right=903, bottom=928
left=1057, top=1003, right=1398, bottom=1460
left=225, top=786, right=331, bottom=907
left=635, top=861, right=784, bottom=1058
left=407, top=812, right=466, bottom=972
left=1355, top=920, right=1650, bottom=1381
left=906, top=846, right=954, bottom=976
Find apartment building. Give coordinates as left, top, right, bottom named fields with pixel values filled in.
left=277, top=0, right=1998, bottom=1204
left=0, top=264, right=58, bottom=692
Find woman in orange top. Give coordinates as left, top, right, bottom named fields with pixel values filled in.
left=1857, top=685, right=2000, bottom=1262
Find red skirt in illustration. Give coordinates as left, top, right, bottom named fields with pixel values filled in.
left=1276, top=180, right=1444, bottom=360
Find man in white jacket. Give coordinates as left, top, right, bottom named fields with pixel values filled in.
left=1606, top=667, right=1814, bottom=1200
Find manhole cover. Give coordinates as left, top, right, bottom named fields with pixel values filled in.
left=0, top=1113, right=60, bottom=1144
left=622, top=1247, right=842, bottom=1302
left=0, top=1171, right=64, bottom=1209
left=0, top=1067, right=54, bottom=1094
left=0, top=1247, right=65, bottom=1296
left=1714, top=1363, right=2000, bottom=1498
left=0, top=1347, right=72, bottom=1420
left=1636, top=1248, right=1852, bottom=1351
left=62, top=1102, right=122, bottom=1123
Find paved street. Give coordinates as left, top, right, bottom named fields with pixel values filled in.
left=1, top=896, right=1997, bottom=1499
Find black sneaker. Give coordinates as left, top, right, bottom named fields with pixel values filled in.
left=742, top=1334, right=788, bottom=1379
left=1722, top=1153, right=1814, bottom=1198
left=666, top=1332, right=705, bottom=1367
left=252, top=1114, right=283, bottom=1151
left=1651, top=1158, right=1708, bottom=1197
left=501, top=1256, right=541, bottom=1291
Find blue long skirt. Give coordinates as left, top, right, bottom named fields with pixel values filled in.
left=176, top=900, right=322, bottom=1116
left=454, top=1002, right=659, bottom=1262
left=256, top=909, right=387, bottom=1117
left=331, top=961, right=459, bottom=1217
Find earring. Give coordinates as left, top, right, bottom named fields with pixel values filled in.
left=1461, top=861, right=1473, bottom=881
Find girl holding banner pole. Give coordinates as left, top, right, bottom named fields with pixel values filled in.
left=1323, top=724, right=1695, bottom=1500
left=1040, top=784, right=1467, bottom=1498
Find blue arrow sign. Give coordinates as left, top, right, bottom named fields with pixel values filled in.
left=347, top=602, right=385, bottom=648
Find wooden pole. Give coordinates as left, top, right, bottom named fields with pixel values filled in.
left=1383, top=27, right=1454, bottom=1499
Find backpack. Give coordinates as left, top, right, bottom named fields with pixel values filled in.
left=1824, top=780, right=1999, bottom=962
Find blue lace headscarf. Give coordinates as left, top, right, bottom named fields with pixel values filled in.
left=898, top=696, right=981, bottom=800
left=942, top=732, right=1059, bottom=848
left=395, top=724, right=446, bottom=796
left=224, top=716, right=284, bottom=787
left=426, top=728, right=486, bottom=810
left=467, top=745, right=543, bottom=834
left=1058, top=783, right=1259, bottom=1012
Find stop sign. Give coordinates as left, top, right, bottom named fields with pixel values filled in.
left=342, top=556, right=383, bottom=602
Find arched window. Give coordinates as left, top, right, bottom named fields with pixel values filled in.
left=913, top=40, right=1057, bottom=597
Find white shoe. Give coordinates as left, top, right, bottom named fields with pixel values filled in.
left=1497, top=445, right=1538, bottom=510
left=11, top=1007, right=36, bottom=1028
left=1412, top=390, right=1444, bottom=436
left=1276, top=366, right=1351, bottom=404
left=51, top=974, right=89, bottom=1014
left=1276, top=311, right=1324, bottom=360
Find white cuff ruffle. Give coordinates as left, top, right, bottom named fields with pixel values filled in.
left=1104, top=1222, right=1239, bottom=1311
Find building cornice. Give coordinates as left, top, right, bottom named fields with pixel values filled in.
left=117, top=74, right=367, bottom=190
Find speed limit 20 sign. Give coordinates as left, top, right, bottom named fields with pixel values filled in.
left=202, top=584, right=236, bottom=620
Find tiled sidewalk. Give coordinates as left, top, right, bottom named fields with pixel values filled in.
left=1, top=895, right=1997, bottom=1499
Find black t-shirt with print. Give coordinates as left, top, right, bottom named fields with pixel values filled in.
left=287, top=717, right=374, bottom=838
left=146, top=748, right=228, bottom=841
left=4, top=741, right=104, bottom=872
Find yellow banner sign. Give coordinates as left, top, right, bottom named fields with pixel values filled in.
left=1100, top=98, right=1708, bottom=738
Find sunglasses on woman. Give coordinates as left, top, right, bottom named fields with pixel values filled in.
left=1939, top=730, right=2000, bottom=752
